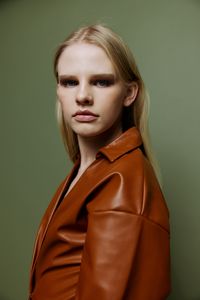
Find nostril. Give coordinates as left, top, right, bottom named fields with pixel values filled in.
left=76, top=96, right=93, bottom=104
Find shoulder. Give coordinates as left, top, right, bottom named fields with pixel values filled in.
left=86, top=147, right=170, bottom=232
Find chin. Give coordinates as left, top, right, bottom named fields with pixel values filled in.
left=72, top=125, right=98, bottom=137
left=72, top=123, right=107, bottom=138
left=76, top=130, right=101, bottom=138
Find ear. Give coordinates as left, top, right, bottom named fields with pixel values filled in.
left=123, top=82, right=139, bottom=107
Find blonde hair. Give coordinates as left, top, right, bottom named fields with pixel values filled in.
left=53, top=22, right=163, bottom=186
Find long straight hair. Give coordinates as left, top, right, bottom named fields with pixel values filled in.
left=53, top=23, right=162, bottom=186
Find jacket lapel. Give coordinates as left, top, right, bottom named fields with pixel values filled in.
left=30, top=157, right=81, bottom=284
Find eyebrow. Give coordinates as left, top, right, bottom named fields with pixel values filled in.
left=58, top=73, right=117, bottom=80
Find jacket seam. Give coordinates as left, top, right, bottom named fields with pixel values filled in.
left=91, top=209, right=169, bottom=234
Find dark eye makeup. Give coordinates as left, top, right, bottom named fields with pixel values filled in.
left=58, top=75, right=115, bottom=88
left=94, top=79, right=114, bottom=87
left=59, top=79, right=78, bottom=87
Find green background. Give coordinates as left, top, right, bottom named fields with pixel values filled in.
left=0, top=0, right=200, bottom=299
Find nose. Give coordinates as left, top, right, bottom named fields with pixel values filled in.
left=76, top=82, right=93, bottom=106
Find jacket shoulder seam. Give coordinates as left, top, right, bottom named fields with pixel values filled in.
left=91, top=209, right=169, bottom=234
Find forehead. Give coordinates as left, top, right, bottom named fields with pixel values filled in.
left=57, top=42, right=116, bottom=75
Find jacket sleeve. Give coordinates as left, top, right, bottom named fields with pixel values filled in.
left=74, top=183, right=171, bottom=299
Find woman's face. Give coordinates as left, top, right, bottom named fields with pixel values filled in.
left=56, top=42, right=138, bottom=139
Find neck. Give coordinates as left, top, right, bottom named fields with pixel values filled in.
left=77, top=124, right=123, bottom=172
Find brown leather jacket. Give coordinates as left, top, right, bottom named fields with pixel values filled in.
left=29, top=126, right=171, bottom=300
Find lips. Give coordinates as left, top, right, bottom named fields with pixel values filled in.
left=73, top=110, right=99, bottom=122
left=73, top=110, right=98, bottom=117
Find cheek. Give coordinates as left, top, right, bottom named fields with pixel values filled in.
left=100, top=100, right=123, bottom=124
left=57, top=87, right=71, bottom=101
left=56, top=91, right=68, bottom=110
left=57, top=88, right=65, bottom=98
left=102, top=91, right=124, bottom=112
left=57, top=92, right=71, bottom=110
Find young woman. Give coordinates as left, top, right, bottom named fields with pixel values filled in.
left=29, top=23, right=171, bottom=300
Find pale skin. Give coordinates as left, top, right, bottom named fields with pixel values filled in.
left=56, top=42, right=138, bottom=192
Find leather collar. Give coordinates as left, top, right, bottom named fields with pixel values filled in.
left=96, top=126, right=143, bottom=162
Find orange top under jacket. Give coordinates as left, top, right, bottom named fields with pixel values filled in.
left=29, top=126, right=171, bottom=300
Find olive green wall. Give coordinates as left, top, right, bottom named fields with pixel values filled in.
left=1, top=0, right=199, bottom=299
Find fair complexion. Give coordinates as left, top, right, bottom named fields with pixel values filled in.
left=56, top=42, right=138, bottom=173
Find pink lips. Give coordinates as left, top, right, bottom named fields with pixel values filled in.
left=73, top=110, right=99, bottom=122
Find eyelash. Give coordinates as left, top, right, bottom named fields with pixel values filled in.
left=59, top=79, right=113, bottom=88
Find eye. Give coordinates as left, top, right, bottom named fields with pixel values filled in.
left=60, top=79, right=78, bottom=87
left=94, top=79, right=113, bottom=87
